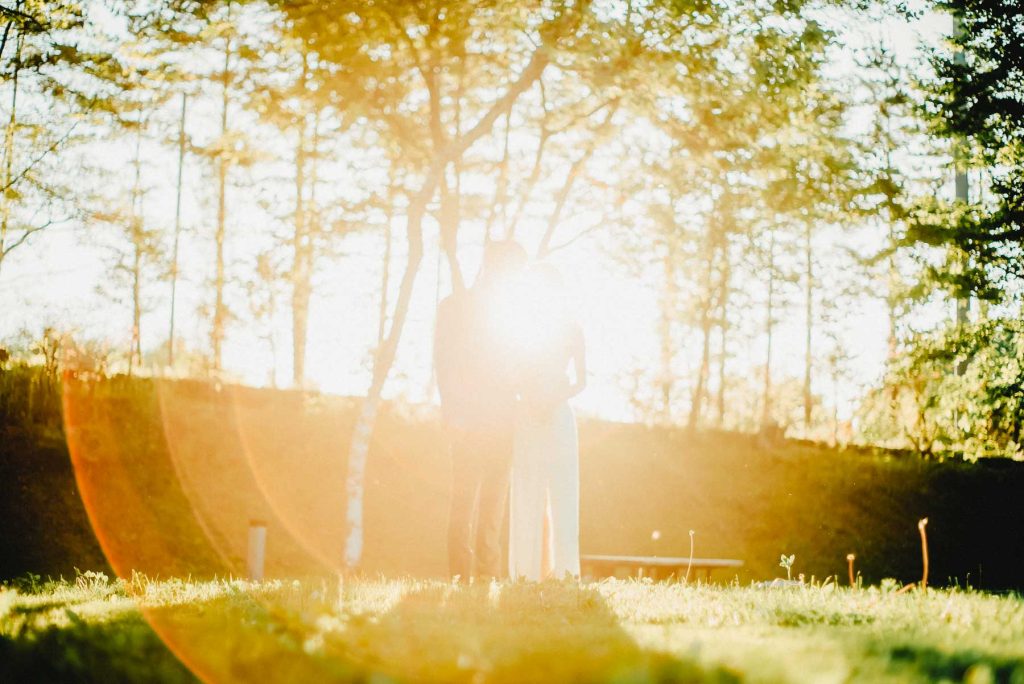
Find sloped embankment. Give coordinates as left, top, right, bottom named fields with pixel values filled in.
left=2, top=377, right=1021, bottom=589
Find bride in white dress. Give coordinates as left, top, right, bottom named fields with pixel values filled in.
left=508, top=264, right=586, bottom=581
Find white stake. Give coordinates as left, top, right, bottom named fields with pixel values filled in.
left=248, top=520, right=267, bottom=581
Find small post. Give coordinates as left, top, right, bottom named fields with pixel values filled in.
left=248, top=519, right=267, bottom=581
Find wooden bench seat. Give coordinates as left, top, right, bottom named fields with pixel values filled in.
left=581, top=554, right=744, bottom=582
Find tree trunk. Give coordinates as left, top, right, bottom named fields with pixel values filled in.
left=343, top=46, right=550, bottom=571
left=0, top=14, right=22, bottom=277
left=212, top=31, right=231, bottom=372
left=884, top=141, right=899, bottom=360
left=689, top=311, right=713, bottom=432
left=658, top=233, right=677, bottom=423
left=803, top=220, right=813, bottom=431
left=688, top=240, right=718, bottom=432
left=291, top=54, right=310, bottom=388
left=762, top=231, right=775, bottom=427
left=377, top=194, right=393, bottom=347
left=343, top=179, right=429, bottom=571
left=129, top=122, right=145, bottom=376
left=439, top=161, right=464, bottom=291
left=268, top=285, right=278, bottom=388
left=169, top=93, right=187, bottom=367
left=887, top=251, right=898, bottom=359
left=715, top=249, right=731, bottom=428
left=430, top=53, right=464, bottom=292
left=131, top=243, right=142, bottom=375
left=831, top=364, right=840, bottom=446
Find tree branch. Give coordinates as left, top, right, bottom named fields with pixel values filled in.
left=483, top=108, right=512, bottom=243
left=1, top=217, right=61, bottom=258
left=448, top=48, right=549, bottom=162
left=536, top=99, right=620, bottom=257
left=379, top=7, right=433, bottom=99
left=506, top=80, right=550, bottom=239
left=0, top=122, right=79, bottom=195
left=508, top=92, right=620, bottom=239
left=0, top=18, right=13, bottom=61
left=544, top=217, right=603, bottom=255
left=0, top=4, right=42, bottom=30
left=373, top=41, right=553, bottom=381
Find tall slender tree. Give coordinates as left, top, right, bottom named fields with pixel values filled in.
left=129, top=0, right=261, bottom=371
left=0, top=1, right=125, bottom=274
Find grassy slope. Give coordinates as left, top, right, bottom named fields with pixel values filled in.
left=3, top=377, right=1024, bottom=589
left=2, top=577, right=1024, bottom=683
left=0, top=429, right=109, bottom=580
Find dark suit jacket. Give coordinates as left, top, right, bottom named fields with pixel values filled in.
left=434, top=288, right=518, bottom=434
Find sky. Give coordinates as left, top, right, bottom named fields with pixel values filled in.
left=0, top=1, right=954, bottom=425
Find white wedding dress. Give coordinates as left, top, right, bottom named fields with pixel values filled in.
left=504, top=266, right=585, bottom=581
left=509, top=399, right=580, bottom=581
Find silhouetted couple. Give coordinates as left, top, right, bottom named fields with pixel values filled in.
left=434, top=241, right=586, bottom=581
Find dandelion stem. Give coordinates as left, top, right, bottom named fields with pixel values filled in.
left=918, top=518, right=929, bottom=590
left=686, top=530, right=695, bottom=583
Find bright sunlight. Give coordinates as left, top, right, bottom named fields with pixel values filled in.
left=3, top=0, right=1024, bottom=682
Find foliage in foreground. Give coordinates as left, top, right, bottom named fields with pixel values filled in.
left=861, top=318, right=1024, bottom=458
left=2, top=574, right=1024, bottom=683
left=873, top=0, right=1024, bottom=459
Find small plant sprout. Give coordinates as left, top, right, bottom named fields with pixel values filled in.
left=780, top=554, right=796, bottom=581
left=847, top=554, right=856, bottom=588
left=918, top=518, right=929, bottom=590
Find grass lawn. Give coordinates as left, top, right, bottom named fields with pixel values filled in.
left=2, top=574, right=1023, bottom=683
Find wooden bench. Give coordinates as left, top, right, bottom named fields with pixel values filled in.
left=581, top=554, right=744, bottom=582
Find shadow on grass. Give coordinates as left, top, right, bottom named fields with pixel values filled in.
left=341, top=580, right=740, bottom=683
left=1, top=590, right=356, bottom=684
left=0, top=610, right=197, bottom=684
left=0, top=580, right=742, bottom=683
left=875, top=641, right=1024, bottom=682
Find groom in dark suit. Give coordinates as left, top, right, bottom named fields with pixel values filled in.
left=434, top=240, right=527, bottom=580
